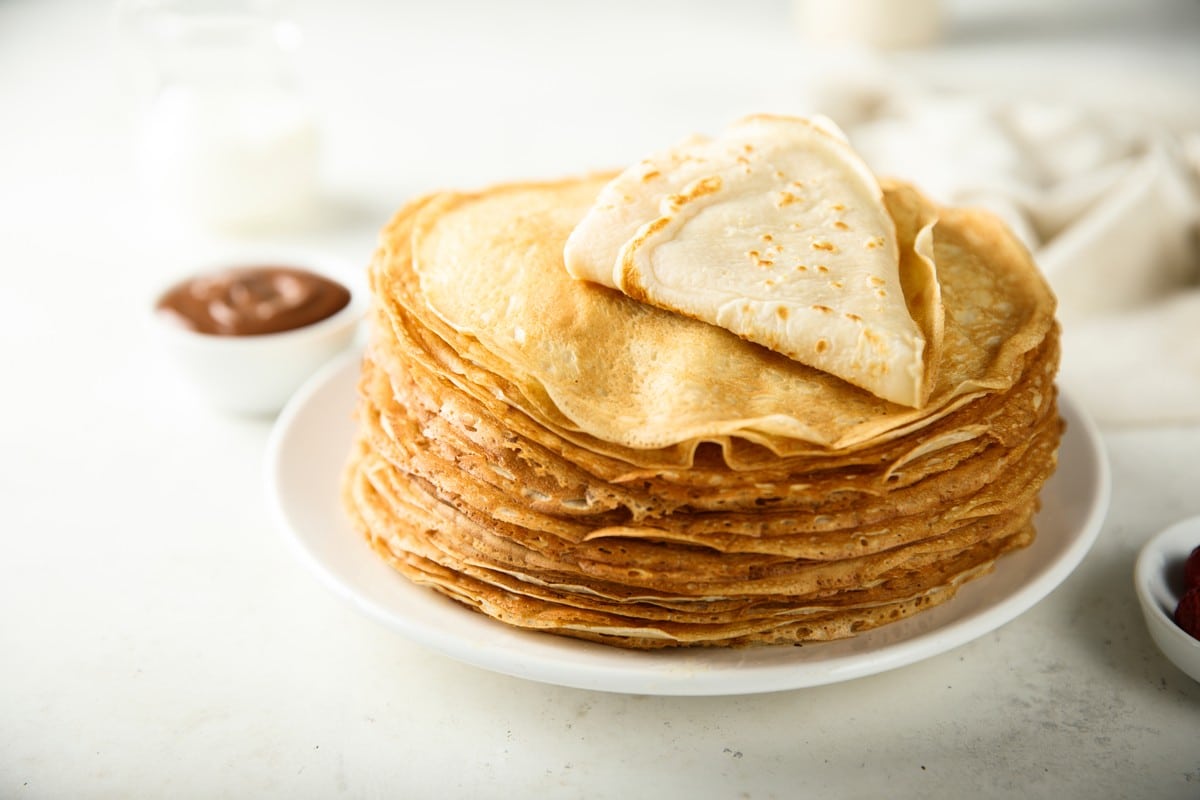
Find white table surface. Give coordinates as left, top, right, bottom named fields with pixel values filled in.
left=2, top=1, right=1198, bottom=797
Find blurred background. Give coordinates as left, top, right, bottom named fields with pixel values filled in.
left=5, top=0, right=1197, bottom=237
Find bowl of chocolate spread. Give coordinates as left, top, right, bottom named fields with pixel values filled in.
left=153, top=257, right=364, bottom=415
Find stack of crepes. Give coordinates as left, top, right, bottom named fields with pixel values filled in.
left=343, top=115, right=1061, bottom=649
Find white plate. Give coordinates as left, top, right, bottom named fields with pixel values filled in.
left=266, top=352, right=1111, bottom=696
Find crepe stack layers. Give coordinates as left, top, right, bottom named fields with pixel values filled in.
left=343, top=115, right=1061, bottom=649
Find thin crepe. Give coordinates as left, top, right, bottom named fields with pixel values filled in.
left=564, top=114, right=939, bottom=407
left=406, top=176, right=1053, bottom=455
left=344, top=164, right=1061, bottom=649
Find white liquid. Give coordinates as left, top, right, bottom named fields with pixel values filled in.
left=138, top=84, right=319, bottom=233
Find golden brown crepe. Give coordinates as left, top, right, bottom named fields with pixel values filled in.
left=343, top=133, right=1060, bottom=650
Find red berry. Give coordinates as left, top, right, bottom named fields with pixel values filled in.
left=1176, top=587, right=1200, bottom=640
left=1185, top=545, right=1200, bottom=591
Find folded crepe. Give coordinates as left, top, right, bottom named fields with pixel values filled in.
left=564, top=114, right=942, bottom=407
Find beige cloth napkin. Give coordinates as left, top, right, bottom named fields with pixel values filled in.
left=803, top=75, right=1200, bottom=424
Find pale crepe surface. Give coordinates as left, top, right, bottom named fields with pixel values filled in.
left=564, top=115, right=937, bottom=407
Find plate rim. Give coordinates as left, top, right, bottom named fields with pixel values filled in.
left=265, top=350, right=1111, bottom=696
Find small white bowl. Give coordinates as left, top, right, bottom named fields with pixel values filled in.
left=1134, top=515, right=1200, bottom=683
left=151, top=250, right=366, bottom=416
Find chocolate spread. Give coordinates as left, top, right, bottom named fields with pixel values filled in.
left=157, top=267, right=351, bottom=336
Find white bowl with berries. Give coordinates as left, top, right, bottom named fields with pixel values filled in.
left=1135, top=515, right=1200, bottom=683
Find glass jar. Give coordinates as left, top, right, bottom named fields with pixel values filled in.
left=117, top=0, right=320, bottom=233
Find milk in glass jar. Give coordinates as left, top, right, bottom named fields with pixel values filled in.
left=119, top=0, right=320, bottom=233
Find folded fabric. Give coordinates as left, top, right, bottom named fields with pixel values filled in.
left=800, top=68, right=1200, bottom=424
